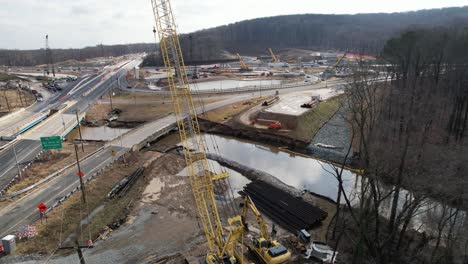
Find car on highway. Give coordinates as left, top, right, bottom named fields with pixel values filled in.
left=127, top=85, right=132, bottom=89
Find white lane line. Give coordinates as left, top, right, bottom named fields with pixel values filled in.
left=0, top=152, right=117, bottom=236
left=0, top=143, right=41, bottom=180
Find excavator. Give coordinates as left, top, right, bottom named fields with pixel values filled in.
left=241, top=195, right=291, bottom=264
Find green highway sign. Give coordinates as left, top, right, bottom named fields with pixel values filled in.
left=40, top=136, right=63, bottom=150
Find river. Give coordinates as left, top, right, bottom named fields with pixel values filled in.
left=180, top=134, right=465, bottom=233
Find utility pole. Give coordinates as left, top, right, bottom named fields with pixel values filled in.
left=75, top=238, right=86, bottom=264
left=74, top=144, right=86, bottom=204
left=108, top=86, right=113, bottom=112
left=3, top=91, right=11, bottom=112
left=75, top=110, right=84, bottom=152
left=12, top=142, right=21, bottom=178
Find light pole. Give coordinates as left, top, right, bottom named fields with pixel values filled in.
left=75, top=110, right=84, bottom=152
left=12, top=141, right=21, bottom=178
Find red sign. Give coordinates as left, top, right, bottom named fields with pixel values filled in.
left=76, top=171, right=84, bottom=177
left=37, top=203, right=48, bottom=213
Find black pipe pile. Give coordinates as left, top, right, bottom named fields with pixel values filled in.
left=241, top=180, right=327, bottom=234
left=107, top=167, right=145, bottom=199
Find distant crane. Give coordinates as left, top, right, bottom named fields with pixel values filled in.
left=45, top=34, right=55, bottom=78
left=236, top=53, right=251, bottom=72
left=268, top=48, right=279, bottom=63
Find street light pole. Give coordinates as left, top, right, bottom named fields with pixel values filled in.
left=74, top=144, right=87, bottom=204
left=12, top=142, right=21, bottom=178
left=108, top=86, right=113, bottom=112
left=75, top=110, right=84, bottom=152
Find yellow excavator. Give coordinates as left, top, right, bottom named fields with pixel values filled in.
left=242, top=195, right=291, bottom=264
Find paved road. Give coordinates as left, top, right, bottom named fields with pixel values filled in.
left=0, top=58, right=142, bottom=192
left=0, top=73, right=351, bottom=237
left=0, top=146, right=125, bottom=238
left=0, top=140, right=42, bottom=190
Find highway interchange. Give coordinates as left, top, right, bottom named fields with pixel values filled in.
left=0, top=57, right=350, bottom=240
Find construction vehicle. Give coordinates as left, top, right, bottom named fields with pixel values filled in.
left=236, top=53, right=252, bottom=72
left=321, top=52, right=347, bottom=80
left=151, top=1, right=245, bottom=263
left=241, top=195, right=291, bottom=264
left=268, top=48, right=279, bottom=63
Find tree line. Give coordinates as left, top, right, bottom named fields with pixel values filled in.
left=0, top=43, right=157, bottom=67
left=327, top=27, right=468, bottom=263
left=4, top=6, right=468, bottom=67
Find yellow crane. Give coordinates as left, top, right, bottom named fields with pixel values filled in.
left=236, top=53, right=251, bottom=72
left=333, top=52, right=347, bottom=68
left=151, top=1, right=244, bottom=263
left=268, top=48, right=279, bottom=63
left=242, top=195, right=291, bottom=264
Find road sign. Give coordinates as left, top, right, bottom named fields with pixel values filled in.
left=40, top=136, right=62, bottom=150
left=76, top=171, right=84, bottom=177
left=37, top=203, right=48, bottom=213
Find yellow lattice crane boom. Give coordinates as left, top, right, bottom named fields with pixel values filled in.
left=268, top=48, right=279, bottom=63
left=236, top=53, right=251, bottom=71
left=150, top=1, right=244, bottom=263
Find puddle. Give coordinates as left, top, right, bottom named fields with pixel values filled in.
left=142, top=177, right=165, bottom=203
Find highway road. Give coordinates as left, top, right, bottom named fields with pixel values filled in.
left=0, top=57, right=142, bottom=192
left=0, top=146, right=126, bottom=238
left=0, top=140, right=42, bottom=190
left=0, top=77, right=350, bottom=237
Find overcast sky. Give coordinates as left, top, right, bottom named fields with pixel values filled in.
left=1, top=0, right=468, bottom=50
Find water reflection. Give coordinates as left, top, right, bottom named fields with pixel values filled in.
left=189, top=79, right=283, bottom=91
left=191, top=134, right=466, bottom=233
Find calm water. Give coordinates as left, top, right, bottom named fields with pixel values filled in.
left=189, top=79, right=283, bottom=91
left=180, top=134, right=465, bottom=233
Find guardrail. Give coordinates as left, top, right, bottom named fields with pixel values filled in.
left=0, top=146, right=105, bottom=199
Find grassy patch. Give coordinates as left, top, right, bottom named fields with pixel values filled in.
left=15, top=153, right=146, bottom=255
left=291, top=95, right=343, bottom=141
left=202, top=97, right=266, bottom=123
left=0, top=73, right=18, bottom=81
left=6, top=143, right=103, bottom=194
left=0, top=89, right=36, bottom=112
left=86, top=98, right=221, bottom=123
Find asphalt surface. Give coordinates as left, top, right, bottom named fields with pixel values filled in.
left=0, top=140, right=41, bottom=191
left=0, top=59, right=141, bottom=192
left=0, top=146, right=125, bottom=238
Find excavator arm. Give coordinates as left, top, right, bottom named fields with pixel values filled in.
left=242, top=195, right=270, bottom=240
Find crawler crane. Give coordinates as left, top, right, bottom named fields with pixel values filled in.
left=151, top=0, right=244, bottom=263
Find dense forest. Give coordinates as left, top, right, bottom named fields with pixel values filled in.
left=2, top=6, right=468, bottom=66
left=328, top=27, right=468, bottom=263
left=0, top=43, right=157, bottom=67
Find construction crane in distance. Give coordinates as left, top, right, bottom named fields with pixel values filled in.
left=241, top=195, right=291, bottom=264
left=151, top=0, right=245, bottom=263
left=45, top=34, right=55, bottom=77
left=236, top=53, right=251, bottom=72
left=332, top=52, right=347, bottom=68
left=268, top=48, right=279, bottom=63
